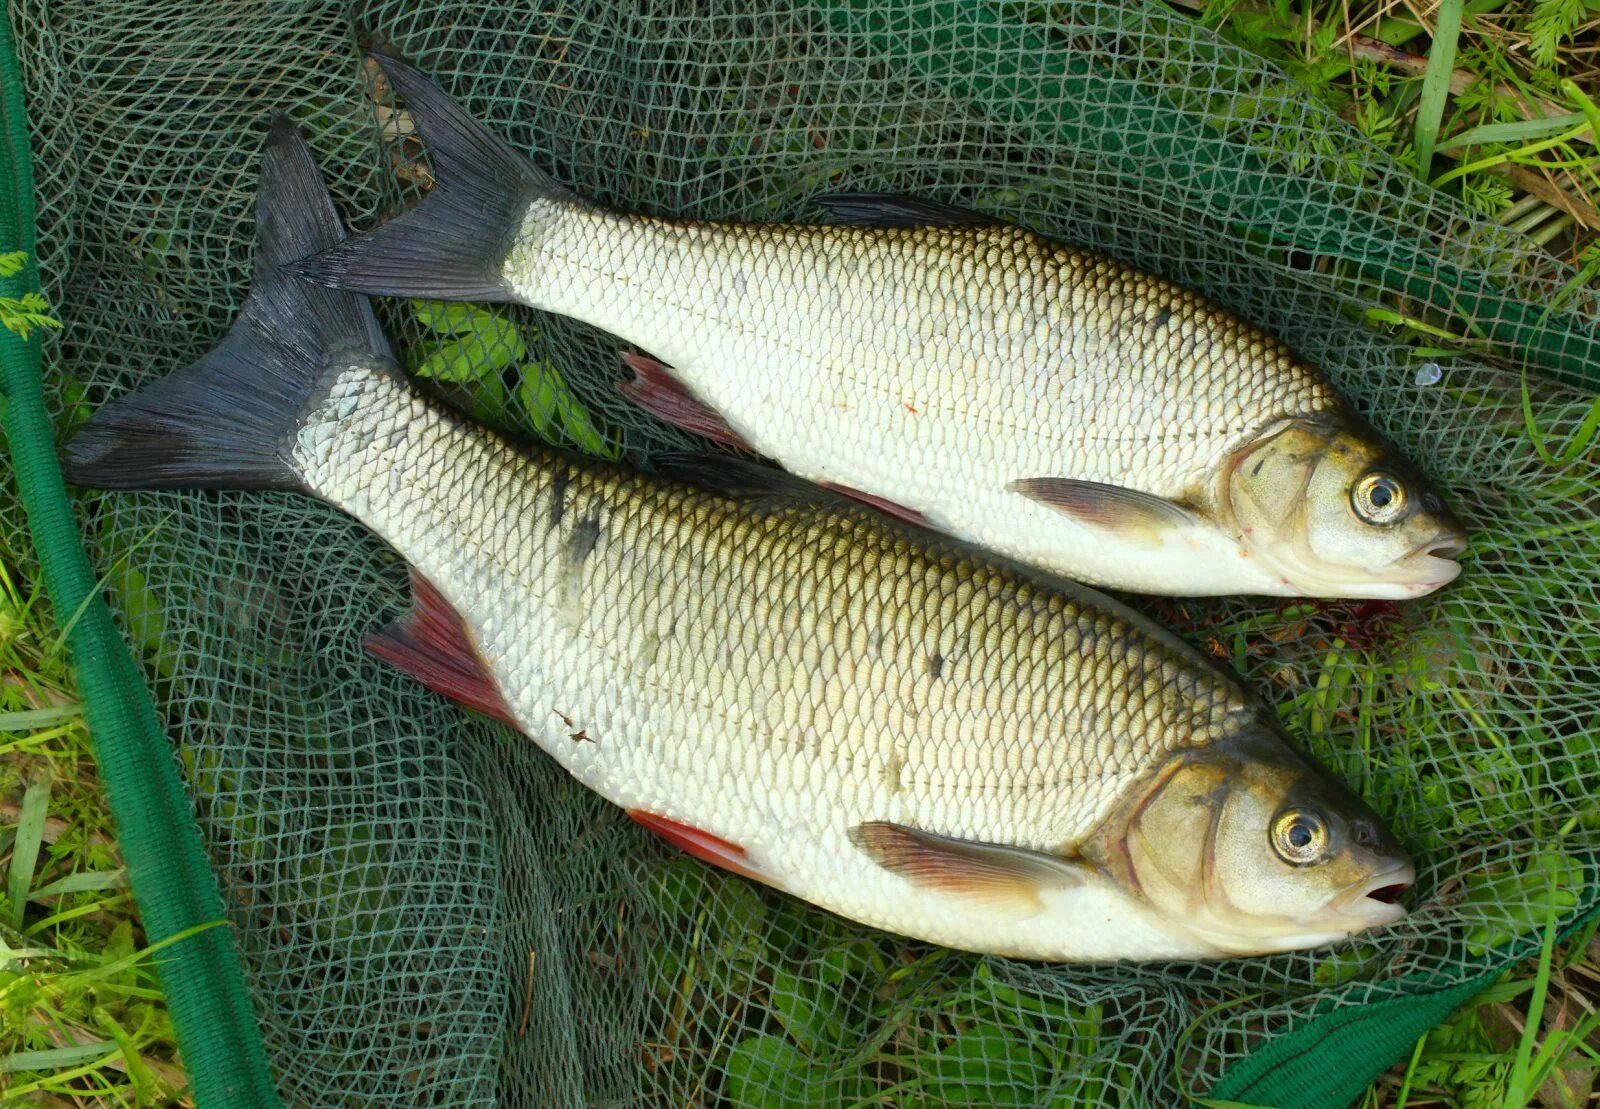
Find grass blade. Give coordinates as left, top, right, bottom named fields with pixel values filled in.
left=1416, top=0, right=1465, bottom=177
left=27, top=868, right=128, bottom=900
left=5, top=773, right=51, bottom=930
left=0, top=705, right=80, bottom=730
left=1504, top=878, right=1563, bottom=1106
left=1434, top=111, right=1586, bottom=152
left=1, top=1043, right=119, bottom=1073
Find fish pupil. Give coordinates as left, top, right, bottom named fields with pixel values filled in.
left=1370, top=484, right=1392, bottom=508
left=1289, top=822, right=1313, bottom=848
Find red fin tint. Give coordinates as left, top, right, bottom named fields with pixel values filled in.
left=821, top=481, right=928, bottom=527
left=365, top=568, right=517, bottom=728
left=629, top=810, right=767, bottom=884
left=617, top=351, right=752, bottom=451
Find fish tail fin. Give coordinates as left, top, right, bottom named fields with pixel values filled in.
left=64, top=116, right=392, bottom=492
left=289, top=49, right=574, bottom=302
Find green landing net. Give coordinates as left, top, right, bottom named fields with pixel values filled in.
left=3, top=1, right=1598, bottom=1106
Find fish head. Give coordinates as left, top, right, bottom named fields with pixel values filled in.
left=1106, top=732, right=1414, bottom=956
left=1219, top=417, right=1466, bottom=599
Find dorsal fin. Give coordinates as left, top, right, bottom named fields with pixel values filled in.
left=652, top=451, right=831, bottom=506
left=812, top=192, right=995, bottom=228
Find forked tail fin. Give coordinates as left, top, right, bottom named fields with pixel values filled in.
left=64, top=116, right=391, bottom=492
left=289, top=49, right=576, bottom=302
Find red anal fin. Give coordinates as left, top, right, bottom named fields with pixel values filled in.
left=617, top=350, right=753, bottom=451
left=364, top=568, right=517, bottom=728
left=822, top=481, right=928, bottom=527
left=629, top=809, right=768, bottom=884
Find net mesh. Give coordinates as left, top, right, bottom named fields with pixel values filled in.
left=9, top=0, right=1600, bottom=1103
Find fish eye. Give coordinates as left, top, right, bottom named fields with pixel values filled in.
left=1351, top=472, right=1407, bottom=526
left=1270, top=808, right=1329, bottom=866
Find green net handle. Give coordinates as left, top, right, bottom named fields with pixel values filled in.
left=0, top=18, right=279, bottom=1108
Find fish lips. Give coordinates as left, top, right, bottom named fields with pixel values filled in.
left=1330, top=859, right=1418, bottom=931
left=1390, top=534, right=1468, bottom=597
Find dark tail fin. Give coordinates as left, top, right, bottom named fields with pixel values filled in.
left=288, top=50, right=573, bottom=301
left=64, top=117, right=391, bottom=491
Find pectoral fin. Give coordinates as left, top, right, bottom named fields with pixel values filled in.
left=850, top=822, right=1088, bottom=917
left=1008, top=478, right=1201, bottom=547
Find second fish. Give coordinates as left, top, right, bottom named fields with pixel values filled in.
left=296, top=51, right=1466, bottom=599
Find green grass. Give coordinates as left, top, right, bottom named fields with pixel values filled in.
left=6, top=1, right=1600, bottom=1104
left=0, top=555, right=190, bottom=1103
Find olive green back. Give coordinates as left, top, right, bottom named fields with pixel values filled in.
left=7, top=1, right=1597, bottom=1105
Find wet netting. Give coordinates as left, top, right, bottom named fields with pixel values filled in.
left=7, top=0, right=1600, bottom=1105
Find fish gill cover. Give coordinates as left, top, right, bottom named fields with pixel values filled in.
left=8, top=0, right=1598, bottom=1104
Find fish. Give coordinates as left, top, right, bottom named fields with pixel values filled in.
left=65, top=118, right=1416, bottom=961
left=290, top=50, right=1467, bottom=601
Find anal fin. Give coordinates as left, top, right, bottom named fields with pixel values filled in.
left=617, top=351, right=753, bottom=451
left=629, top=810, right=770, bottom=885
left=364, top=568, right=517, bottom=728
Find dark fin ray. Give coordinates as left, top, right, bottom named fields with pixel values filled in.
left=289, top=49, right=575, bottom=301
left=628, top=810, right=770, bottom=885
left=1008, top=478, right=1201, bottom=545
left=655, top=454, right=935, bottom=531
left=819, top=481, right=928, bottom=527
left=616, top=351, right=752, bottom=450
left=64, top=116, right=389, bottom=491
left=812, top=193, right=994, bottom=228
left=850, top=821, right=1086, bottom=916
left=652, top=451, right=822, bottom=505
left=364, top=567, right=517, bottom=727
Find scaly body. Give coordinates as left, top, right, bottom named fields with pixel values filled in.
left=513, top=207, right=1336, bottom=593
left=298, top=360, right=1251, bottom=958
left=299, top=53, right=1465, bottom=599
left=69, top=116, right=1415, bottom=962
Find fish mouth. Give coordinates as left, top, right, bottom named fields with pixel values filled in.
left=1335, top=862, right=1417, bottom=929
left=1386, top=534, right=1467, bottom=596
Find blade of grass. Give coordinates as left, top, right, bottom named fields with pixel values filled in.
left=1432, top=123, right=1593, bottom=187
left=1435, top=111, right=1587, bottom=152
left=27, top=867, right=127, bottom=900
left=1415, top=0, right=1464, bottom=176
left=1503, top=877, right=1562, bottom=1107
left=5, top=772, right=50, bottom=930
left=1394, top=1030, right=1428, bottom=1107
left=0, top=705, right=80, bottom=730
left=1, top=1043, right=120, bottom=1073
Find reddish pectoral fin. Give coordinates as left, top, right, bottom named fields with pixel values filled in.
left=1007, top=477, right=1200, bottom=546
left=364, top=568, right=517, bottom=728
left=630, top=810, right=770, bottom=884
left=617, top=351, right=753, bottom=451
left=821, top=482, right=929, bottom=527
left=849, top=822, right=1086, bottom=917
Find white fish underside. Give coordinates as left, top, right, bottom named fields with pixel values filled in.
left=292, top=361, right=1259, bottom=960
left=508, top=202, right=1340, bottom=594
